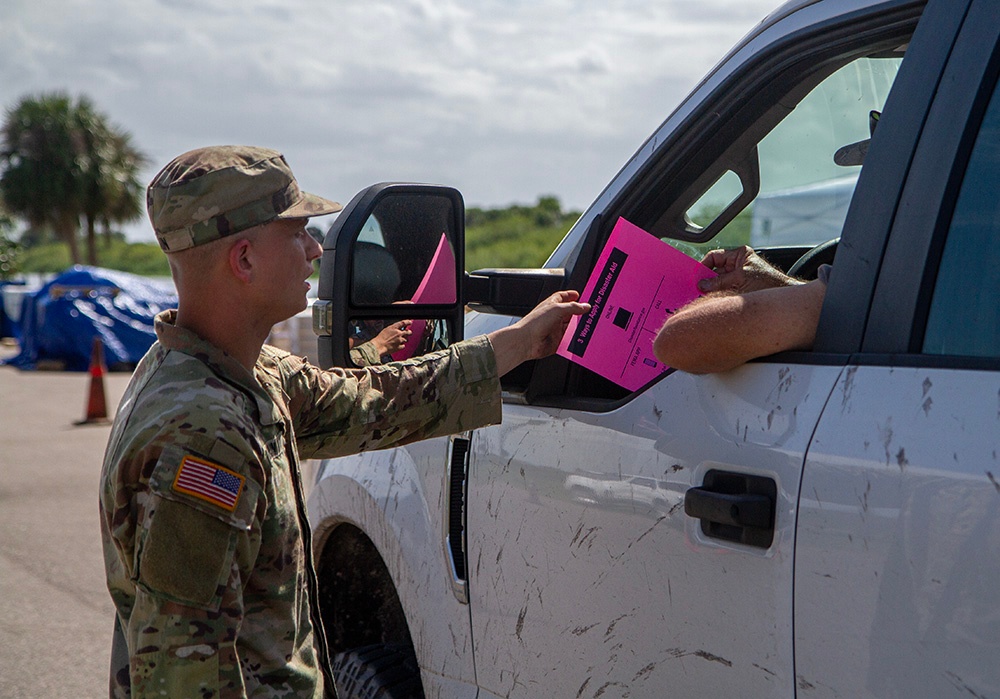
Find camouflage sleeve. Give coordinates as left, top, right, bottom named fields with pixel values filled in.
left=125, top=443, right=263, bottom=697
left=284, top=334, right=503, bottom=459
left=349, top=340, right=382, bottom=367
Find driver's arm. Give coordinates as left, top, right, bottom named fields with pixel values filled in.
left=653, top=281, right=826, bottom=374
left=653, top=246, right=827, bottom=374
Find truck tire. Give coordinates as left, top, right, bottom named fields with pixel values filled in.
left=331, top=644, right=425, bottom=699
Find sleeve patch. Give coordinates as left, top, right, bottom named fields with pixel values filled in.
left=172, top=455, right=245, bottom=512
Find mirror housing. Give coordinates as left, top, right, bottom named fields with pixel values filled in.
left=313, top=183, right=570, bottom=369
left=314, top=183, right=466, bottom=369
left=464, top=267, right=566, bottom=316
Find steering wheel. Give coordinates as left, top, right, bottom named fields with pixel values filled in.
left=787, top=237, right=839, bottom=280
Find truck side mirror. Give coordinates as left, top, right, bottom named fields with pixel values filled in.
left=313, top=183, right=466, bottom=369
left=313, top=182, right=572, bottom=371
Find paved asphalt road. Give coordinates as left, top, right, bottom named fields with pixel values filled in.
left=0, top=353, right=133, bottom=698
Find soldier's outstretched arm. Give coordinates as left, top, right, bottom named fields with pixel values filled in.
left=487, top=290, right=590, bottom=377
left=289, top=290, right=589, bottom=460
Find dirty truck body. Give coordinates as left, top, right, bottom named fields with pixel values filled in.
left=309, top=0, right=1000, bottom=696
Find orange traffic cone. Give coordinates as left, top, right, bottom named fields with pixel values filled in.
left=77, top=336, right=110, bottom=425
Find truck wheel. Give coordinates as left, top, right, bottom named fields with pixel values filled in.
left=331, top=643, right=425, bottom=699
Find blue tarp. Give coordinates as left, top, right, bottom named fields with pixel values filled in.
left=3, top=266, right=176, bottom=371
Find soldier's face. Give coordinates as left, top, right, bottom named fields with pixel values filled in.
left=251, top=217, right=322, bottom=323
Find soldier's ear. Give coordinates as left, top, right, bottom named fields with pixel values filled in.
left=229, top=237, right=255, bottom=284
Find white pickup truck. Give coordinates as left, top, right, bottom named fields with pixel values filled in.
left=308, top=0, right=1000, bottom=696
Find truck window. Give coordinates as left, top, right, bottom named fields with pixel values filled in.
left=533, top=24, right=917, bottom=407
left=677, top=54, right=902, bottom=258
left=923, top=72, right=1000, bottom=359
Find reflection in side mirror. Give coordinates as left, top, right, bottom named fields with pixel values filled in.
left=316, top=184, right=467, bottom=369
left=351, top=198, right=459, bottom=307
left=352, top=240, right=402, bottom=305
left=347, top=316, right=453, bottom=367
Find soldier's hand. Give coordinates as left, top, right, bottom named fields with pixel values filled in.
left=488, top=290, right=590, bottom=376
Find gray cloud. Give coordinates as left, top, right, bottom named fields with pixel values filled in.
left=0, top=0, right=777, bottom=241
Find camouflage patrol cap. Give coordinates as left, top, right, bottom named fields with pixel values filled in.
left=147, top=145, right=342, bottom=252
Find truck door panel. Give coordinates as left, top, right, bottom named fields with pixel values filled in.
left=462, top=7, right=924, bottom=697
left=467, top=365, right=842, bottom=697
left=796, top=4, right=1000, bottom=695
left=795, top=367, right=1000, bottom=697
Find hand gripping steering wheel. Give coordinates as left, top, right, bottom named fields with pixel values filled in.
left=786, top=237, right=839, bottom=280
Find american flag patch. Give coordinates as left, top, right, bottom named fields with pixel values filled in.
left=172, top=455, right=245, bottom=512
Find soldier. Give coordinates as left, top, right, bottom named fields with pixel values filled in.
left=99, top=145, right=588, bottom=698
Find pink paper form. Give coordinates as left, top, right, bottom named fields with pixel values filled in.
left=557, top=217, right=716, bottom=390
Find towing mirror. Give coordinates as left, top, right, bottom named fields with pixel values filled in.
left=314, top=184, right=465, bottom=369
left=464, top=267, right=566, bottom=316
left=313, top=183, right=570, bottom=369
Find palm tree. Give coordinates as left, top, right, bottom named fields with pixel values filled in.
left=0, top=207, right=20, bottom=281
left=99, top=129, right=147, bottom=250
left=0, top=92, right=147, bottom=266
left=76, top=97, right=111, bottom=265
left=0, top=92, right=84, bottom=264
left=76, top=100, right=148, bottom=264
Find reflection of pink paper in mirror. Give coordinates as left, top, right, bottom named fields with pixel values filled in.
left=392, top=233, right=456, bottom=360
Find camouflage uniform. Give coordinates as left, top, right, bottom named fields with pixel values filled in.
left=349, top=340, right=382, bottom=368
left=100, top=310, right=501, bottom=697
left=101, top=145, right=504, bottom=698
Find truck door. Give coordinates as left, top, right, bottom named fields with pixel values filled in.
left=795, top=2, right=1000, bottom=695
left=465, top=3, right=930, bottom=697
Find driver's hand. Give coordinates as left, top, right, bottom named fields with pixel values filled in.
left=697, top=245, right=801, bottom=294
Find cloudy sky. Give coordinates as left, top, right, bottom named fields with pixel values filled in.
left=2, top=0, right=779, bottom=242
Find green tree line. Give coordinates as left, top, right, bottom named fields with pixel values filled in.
left=8, top=196, right=581, bottom=278
left=0, top=91, right=582, bottom=280
left=465, top=195, right=580, bottom=271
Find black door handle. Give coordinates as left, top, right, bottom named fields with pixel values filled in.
left=684, top=471, right=776, bottom=548
left=684, top=488, right=772, bottom=528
